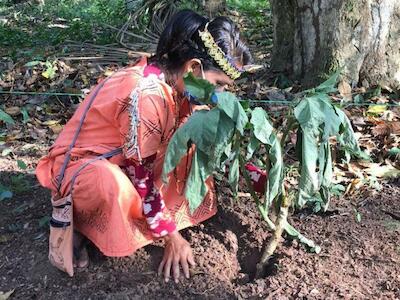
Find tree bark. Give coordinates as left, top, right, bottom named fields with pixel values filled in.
left=271, top=0, right=400, bottom=90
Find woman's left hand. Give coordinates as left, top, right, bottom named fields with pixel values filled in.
left=158, top=231, right=196, bottom=283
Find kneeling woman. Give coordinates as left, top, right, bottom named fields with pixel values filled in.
left=36, top=9, right=260, bottom=283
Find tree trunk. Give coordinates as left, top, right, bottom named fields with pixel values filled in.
left=271, top=0, right=400, bottom=90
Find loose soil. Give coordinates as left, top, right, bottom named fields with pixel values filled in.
left=0, top=152, right=399, bottom=299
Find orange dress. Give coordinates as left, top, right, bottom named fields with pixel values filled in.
left=36, top=58, right=217, bottom=256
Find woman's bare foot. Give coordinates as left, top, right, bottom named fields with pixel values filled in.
left=73, top=231, right=89, bottom=268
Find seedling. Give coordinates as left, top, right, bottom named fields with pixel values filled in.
left=163, top=71, right=366, bottom=277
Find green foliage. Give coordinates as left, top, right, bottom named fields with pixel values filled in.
left=162, top=89, right=248, bottom=212
left=248, top=108, right=283, bottom=208
left=0, top=109, right=15, bottom=125
left=163, top=71, right=364, bottom=252
left=0, top=0, right=126, bottom=54
left=294, top=74, right=367, bottom=212
left=0, top=159, right=30, bottom=201
left=227, top=0, right=272, bottom=48
left=227, top=0, right=270, bottom=16
left=353, top=208, right=362, bottom=223
left=0, top=184, right=13, bottom=201
left=183, top=73, right=216, bottom=105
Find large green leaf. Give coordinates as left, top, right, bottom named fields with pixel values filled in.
left=0, top=109, right=15, bottom=125
left=314, top=69, right=341, bottom=94
left=249, top=108, right=283, bottom=208
left=319, top=142, right=333, bottom=211
left=162, top=110, right=207, bottom=182
left=250, top=108, right=273, bottom=144
left=184, top=149, right=210, bottom=212
left=265, top=134, right=283, bottom=207
left=246, top=136, right=260, bottom=160
left=163, top=93, right=246, bottom=212
left=211, top=113, right=235, bottom=170
left=296, top=128, right=319, bottom=208
left=216, top=92, right=248, bottom=134
left=183, top=72, right=215, bottom=104
left=190, top=109, right=220, bottom=153
left=336, top=108, right=369, bottom=161
left=294, top=88, right=365, bottom=211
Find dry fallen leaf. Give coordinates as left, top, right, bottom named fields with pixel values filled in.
left=49, top=124, right=63, bottom=134
left=42, top=119, right=61, bottom=126
left=338, top=80, right=352, bottom=101
left=4, top=106, right=20, bottom=116
left=345, top=178, right=362, bottom=195
left=0, top=289, right=14, bottom=300
left=367, top=105, right=387, bottom=115
left=365, top=163, right=400, bottom=178
left=372, top=121, right=400, bottom=136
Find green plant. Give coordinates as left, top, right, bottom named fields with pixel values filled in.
left=162, top=71, right=366, bottom=277
left=0, top=0, right=126, bottom=53
left=0, top=160, right=30, bottom=200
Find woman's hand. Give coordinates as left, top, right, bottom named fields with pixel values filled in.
left=158, top=231, right=195, bottom=283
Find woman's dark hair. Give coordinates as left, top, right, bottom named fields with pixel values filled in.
left=152, top=9, right=252, bottom=74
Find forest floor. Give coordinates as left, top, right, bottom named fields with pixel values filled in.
left=1, top=0, right=400, bottom=299
left=0, top=156, right=399, bottom=299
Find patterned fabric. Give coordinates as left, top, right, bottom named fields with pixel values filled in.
left=245, top=163, right=268, bottom=193
left=125, top=154, right=176, bottom=238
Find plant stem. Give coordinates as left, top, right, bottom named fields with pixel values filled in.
left=280, top=115, right=297, bottom=148
left=263, top=155, right=271, bottom=211
left=255, top=189, right=290, bottom=278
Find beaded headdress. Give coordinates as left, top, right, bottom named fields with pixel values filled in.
left=198, top=23, right=244, bottom=80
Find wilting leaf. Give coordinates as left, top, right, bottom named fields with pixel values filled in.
left=192, top=109, right=220, bottom=153
left=162, top=111, right=203, bottom=182
left=249, top=108, right=283, bottom=208
left=294, top=89, right=365, bottom=210
left=163, top=92, right=248, bottom=212
left=246, top=136, right=260, bottom=160
left=250, top=108, right=273, bottom=144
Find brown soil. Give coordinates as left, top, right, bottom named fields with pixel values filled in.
left=0, top=153, right=399, bottom=299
